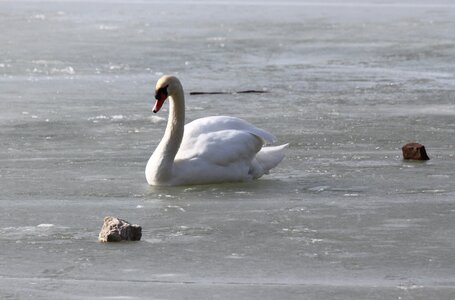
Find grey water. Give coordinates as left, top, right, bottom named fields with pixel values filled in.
left=1, top=0, right=455, bottom=299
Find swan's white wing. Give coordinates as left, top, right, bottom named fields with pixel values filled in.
left=175, top=129, right=263, bottom=165
left=183, top=116, right=276, bottom=144
left=171, top=129, right=264, bottom=185
left=170, top=116, right=281, bottom=185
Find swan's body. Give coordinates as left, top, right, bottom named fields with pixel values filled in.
left=145, top=75, right=288, bottom=186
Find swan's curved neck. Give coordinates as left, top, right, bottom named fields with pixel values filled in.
left=150, top=88, right=185, bottom=183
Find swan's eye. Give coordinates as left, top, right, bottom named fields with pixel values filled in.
left=155, top=85, right=169, bottom=100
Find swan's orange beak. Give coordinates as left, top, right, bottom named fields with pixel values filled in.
left=153, top=98, right=165, bottom=113
left=153, top=90, right=168, bottom=113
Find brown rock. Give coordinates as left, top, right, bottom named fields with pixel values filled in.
left=98, top=216, right=142, bottom=242
left=402, top=143, right=430, bottom=161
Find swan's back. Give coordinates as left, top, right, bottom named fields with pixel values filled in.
left=183, top=116, right=276, bottom=144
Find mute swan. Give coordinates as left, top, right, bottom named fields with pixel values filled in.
left=145, top=75, right=288, bottom=186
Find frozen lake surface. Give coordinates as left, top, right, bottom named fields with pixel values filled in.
left=1, top=0, right=455, bottom=299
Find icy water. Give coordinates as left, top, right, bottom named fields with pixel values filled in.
left=1, top=0, right=455, bottom=299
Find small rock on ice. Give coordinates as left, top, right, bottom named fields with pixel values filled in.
left=402, top=143, right=430, bottom=161
left=98, top=216, right=142, bottom=242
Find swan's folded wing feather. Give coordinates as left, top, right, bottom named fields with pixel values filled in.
left=175, top=129, right=263, bottom=166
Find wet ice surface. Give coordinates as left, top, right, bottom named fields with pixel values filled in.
left=1, top=0, right=455, bottom=299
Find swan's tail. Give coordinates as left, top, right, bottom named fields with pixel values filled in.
left=255, top=143, right=289, bottom=175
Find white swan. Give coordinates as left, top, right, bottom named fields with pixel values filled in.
left=145, top=75, right=288, bottom=186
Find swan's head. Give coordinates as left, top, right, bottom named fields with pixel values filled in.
left=153, top=75, right=182, bottom=113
